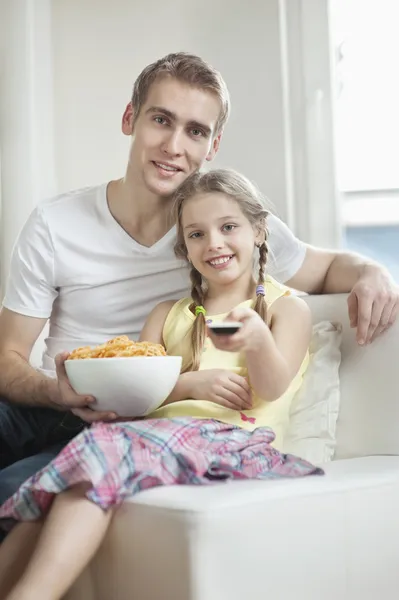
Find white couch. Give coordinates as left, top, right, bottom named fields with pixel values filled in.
left=66, top=294, right=399, bottom=600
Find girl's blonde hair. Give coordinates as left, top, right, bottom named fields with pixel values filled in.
left=173, top=169, right=269, bottom=372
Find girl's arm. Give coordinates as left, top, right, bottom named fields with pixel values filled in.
left=139, top=301, right=175, bottom=346
left=246, top=295, right=311, bottom=400
left=210, top=295, right=312, bottom=401
left=140, top=302, right=253, bottom=410
left=139, top=301, right=196, bottom=405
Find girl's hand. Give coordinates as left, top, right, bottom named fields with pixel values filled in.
left=207, top=307, right=269, bottom=354
left=189, top=369, right=252, bottom=410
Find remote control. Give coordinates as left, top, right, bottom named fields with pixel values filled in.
left=207, top=322, right=243, bottom=336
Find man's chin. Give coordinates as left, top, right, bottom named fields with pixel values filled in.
left=146, top=177, right=185, bottom=198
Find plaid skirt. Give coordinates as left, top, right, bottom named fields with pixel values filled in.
left=0, top=417, right=323, bottom=529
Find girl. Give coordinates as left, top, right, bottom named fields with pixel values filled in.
left=0, top=169, right=321, bottom=600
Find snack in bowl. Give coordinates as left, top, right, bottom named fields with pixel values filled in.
left=68, top=335, right=167, bottom=360
left=65, top=336, right=182, bottom=417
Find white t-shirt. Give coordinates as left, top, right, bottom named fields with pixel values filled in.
left=2, top=184, right=306, bottom=371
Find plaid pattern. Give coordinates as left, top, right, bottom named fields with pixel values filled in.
left=0, top=418, right=323, bottom=528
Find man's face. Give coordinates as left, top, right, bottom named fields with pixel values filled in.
left=123, top=77, right=222, bottom=197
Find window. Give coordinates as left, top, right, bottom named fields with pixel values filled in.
left=331, top=0, right=399, bottom=281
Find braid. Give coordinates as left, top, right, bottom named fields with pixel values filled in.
left=258, top=241, right=268, bottom=284
left=182, top=266, right=206, bottom=372
left=190, top=266, right=204, bottom=308
left=254, top=241, right=268, bottom=322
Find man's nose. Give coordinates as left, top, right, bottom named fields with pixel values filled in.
left=161, top=128, right=184, bottom=157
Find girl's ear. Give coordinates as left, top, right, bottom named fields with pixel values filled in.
left=254, top=229, right=265, bottom=247
left=254, top=218, right=266, bottom=246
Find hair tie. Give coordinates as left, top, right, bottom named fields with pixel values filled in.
left=256, top=285, right=265, bottom=297
left=195, top=305, right=206, bottom=317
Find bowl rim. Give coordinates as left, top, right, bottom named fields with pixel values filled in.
left=65, top=355, right=182, bottom=363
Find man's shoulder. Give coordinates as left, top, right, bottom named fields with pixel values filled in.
left=266, top=213, right=284, bottom=236
left=37, top=183, right=107, bottom=220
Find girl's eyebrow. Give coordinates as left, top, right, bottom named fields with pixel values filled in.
left=184, top=215, right=240, bottom=230
left=184, top=223, right=201, bottom=229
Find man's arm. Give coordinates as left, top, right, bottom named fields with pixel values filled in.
left=285, top=245, right=399, bottom=344
left=285, top=245, right=382, bottom=293
left=0, top=205, right=116, bottom=421
left=0, top=308, right=119, bottom=422
left=0, top=308, right=60, bottom=407
left=0, top=205, right=67, bottom=408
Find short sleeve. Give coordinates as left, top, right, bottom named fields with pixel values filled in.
left=2, top=206, right=58, bottom=318
left=266, top=214, right=307, bottom=283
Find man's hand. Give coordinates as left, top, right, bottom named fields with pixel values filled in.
left=207, top=307, right=269, bottom=354
left=54, top=352, right=118, bottom=423
left=347, top=266, right=399, bottom=345
left=188, top=369, right=252, bottom=410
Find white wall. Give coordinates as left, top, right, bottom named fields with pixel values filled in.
left=52, top=0, right=291, bottom=220
left=0, top=0, right=56, bottom=295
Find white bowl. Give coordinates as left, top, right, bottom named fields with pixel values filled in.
left=65, top=355, right=182, bottom=417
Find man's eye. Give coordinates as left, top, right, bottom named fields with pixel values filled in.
left=191, top=129, right=203, bottom=137
left=154, top=116, right=167, bottom=125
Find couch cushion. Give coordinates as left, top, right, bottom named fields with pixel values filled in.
left=283, top=320, right=342, bottom=463
left=304, top=294, right=399, bottom=459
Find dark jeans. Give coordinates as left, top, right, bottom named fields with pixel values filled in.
left=0, top=441, right=69, bottom=542
left=0, top=401, right=86, bottom=541
left=0, top=400, right=85, bottom=505
left=0, top=400, right=84, bottom=470
left=0, top=441, right=67, bottom=504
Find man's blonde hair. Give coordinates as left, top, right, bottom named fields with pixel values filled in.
left=132, top=52, right=230, bottom=135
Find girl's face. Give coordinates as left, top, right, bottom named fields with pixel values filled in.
left=181, top=192, right=263, bottom=289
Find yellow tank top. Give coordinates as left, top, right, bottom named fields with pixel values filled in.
left=147, top=276, right=309, bottom=449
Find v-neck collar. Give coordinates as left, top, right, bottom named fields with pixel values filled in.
left=100, top=183, right=177, bottom=254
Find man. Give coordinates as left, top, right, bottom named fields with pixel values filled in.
left=0, top=52, right=397, bottom=502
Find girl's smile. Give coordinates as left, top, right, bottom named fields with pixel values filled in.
left=206, top=254, right=235, bottom=269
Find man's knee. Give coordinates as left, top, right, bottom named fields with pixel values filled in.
left=0, top=442, right=65, bottom=505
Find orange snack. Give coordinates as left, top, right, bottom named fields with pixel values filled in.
left=68, top=336, right=167, bottom=360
